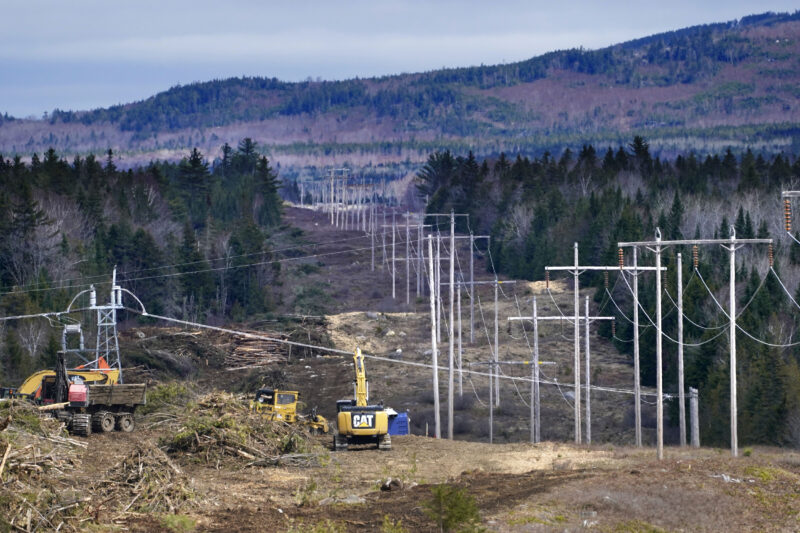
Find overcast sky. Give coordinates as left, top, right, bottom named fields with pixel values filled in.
left=2, top=1, right=798, bottom=118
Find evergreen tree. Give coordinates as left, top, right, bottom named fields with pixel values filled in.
left=178, top=148, right=211, bottom=228
left=256, top=156, right=281, bottom=227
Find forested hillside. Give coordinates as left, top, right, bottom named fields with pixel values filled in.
left=1, top=12, right=800, bottom=168
left=0, top=140, right=284, bottom=385
left=417, top=137, right=800, bottom=448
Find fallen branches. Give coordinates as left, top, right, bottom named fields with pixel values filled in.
left=92, top=445, right=198, bottom=517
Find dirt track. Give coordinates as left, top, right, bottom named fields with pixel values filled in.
left=73, top=429, right=800, bottom=532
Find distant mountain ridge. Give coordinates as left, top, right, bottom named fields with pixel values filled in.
left=1, top=10, right=800, bottom=169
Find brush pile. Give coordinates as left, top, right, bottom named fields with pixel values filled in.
left=0, top=399, right=88, bottom=532
left=158, top=391, right=320, bottom=466
left=91, top=444, right=198, bottom=518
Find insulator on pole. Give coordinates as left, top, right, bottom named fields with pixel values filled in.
left=785, top=198, right=792, bottom=233
left=692, top=245, right=699, bottom=270
left=769, top=243, right=774, bottom=267
left=604, top=271, right=609, bottom=289
left=612, top=320, right=616, bottom=337
left=545, top=271, right=550, bottom=289
left=618, top=248, right=624, bottom=269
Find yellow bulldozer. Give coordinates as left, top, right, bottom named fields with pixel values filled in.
left=250, top=388, right=328, bottom=434
left=333, top=347, right=391, bottom=451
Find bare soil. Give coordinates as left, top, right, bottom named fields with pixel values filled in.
left=21, top=205, right=800, bottom=532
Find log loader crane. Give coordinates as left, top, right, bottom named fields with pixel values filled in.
left=334, top=347, right=391, bottom=451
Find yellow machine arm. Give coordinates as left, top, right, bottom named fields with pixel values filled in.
left=17, top=368, right=120, bottom=398
left=353, top=347, right=368, bottom=407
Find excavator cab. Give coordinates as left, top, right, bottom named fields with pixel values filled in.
left=252, top=388, right=300, bottom=423
left=251, top=388, right=329, bottom=434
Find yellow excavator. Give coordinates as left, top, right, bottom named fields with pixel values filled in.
left=1, top=359, right=119, bottom=401
left=334, top=347, right=391, bottom=451
left=250, top=388, right=328, bottom=434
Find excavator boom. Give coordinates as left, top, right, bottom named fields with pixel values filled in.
left=353, top=347, right=368, bottom=407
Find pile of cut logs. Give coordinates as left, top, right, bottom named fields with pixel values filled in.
left=223, top=331, right=288, bottom=369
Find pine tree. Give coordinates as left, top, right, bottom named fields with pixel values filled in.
left=256, top=156, right=281, bottom=227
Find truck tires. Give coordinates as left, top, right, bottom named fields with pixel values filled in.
left=92, top=411, right=116, bottom=433
left=71, top=414, right=92, bottom=437
left=116, top=413, right=135, bottom=432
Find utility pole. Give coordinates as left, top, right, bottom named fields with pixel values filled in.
left=471, top=358, right=556, bottom=445
left=619, top=227, right=771, bottom=458
left=370, top=203, right=375, bottom=272
left=448, top=211, right=455, bottom=440
left=632, top=247, right=642, bottom=448
left=406, top=212, right=411, bottom=305
left=690, top=387, right=700, bottom=447
left=545, top=253, right=661, bottom=445
left=583, top=296, right=614, bottom=444
left=392, top=215, right=396, bottom=300
left=573, top=244, right=579, bottom=443
left=494, top=279, right=499, bottom=407
left=329, top=170, right=335, bottom=225
left=436, top=233, right=441, bottom=343
left=677, top=252, right=686, bottom=446
left=509, top=298, right=612, bottom=444
left=382, top=208, right=387, bottom=265
left=441, top=277, right=516, bottom=404
left=427, top=235, right=441, bottom=439
left=417, top=220, right=423, bottom=297
left=457, top=279, right=463, bottom=397
left=470, top=233, right=474, bottom=343
left=532, top=297, right=540, bottom=443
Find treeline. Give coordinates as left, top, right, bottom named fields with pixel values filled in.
left=43, top=11, right=800, bottom=135
left=417, top=138, right=800, bottom=448
left=0, top=139, right=283, bottom=384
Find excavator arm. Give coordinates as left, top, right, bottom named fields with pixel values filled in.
left=353, top=347, right=368, bottom=407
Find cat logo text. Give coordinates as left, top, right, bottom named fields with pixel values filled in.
left=352, top=413, right=375, bottom=428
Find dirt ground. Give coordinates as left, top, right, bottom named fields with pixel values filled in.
left=70, top=429, right=800, bottom=532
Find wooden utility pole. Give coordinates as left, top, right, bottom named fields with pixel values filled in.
left=509, top=299, right=611, bottom=444
left=532, top=297, right=540, bottom=443
left=457, top=279, right=463, bottom=397
left=619, top=227, right=771, bottom=458
left=417, top=220, right=423, bottom=297
left=472, top=358, right=556, bottom=445
left=545, top=254, right=659, bottom=445
left=470, top=233, right=474, bottom=343
left=436, top=234, right=441, bottom=344
left=677, top=252, right=686, bottom=446
left=406, top=212, right=411, bottom=305
left=494, top=279, right=499, bottom=407
left=584, top=296, right=614, bottom=444
left=632, top=247, right=642, bottom=447
left=448, top=211, right=455, bottom=439
left=690, top=387, right=700, bottom=447
left=427, top=235, right=441, bottom=439
left=571, top=244, right=581, bottom=443
left=392, top=216, right=396, bottom=300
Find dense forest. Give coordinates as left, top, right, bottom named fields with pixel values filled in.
left=0, top=140, right=284, bottom=384
left=417, top=138, right=800, bottom=448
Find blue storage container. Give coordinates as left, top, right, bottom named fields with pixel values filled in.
left=387, top=411, right=409, bottom=435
